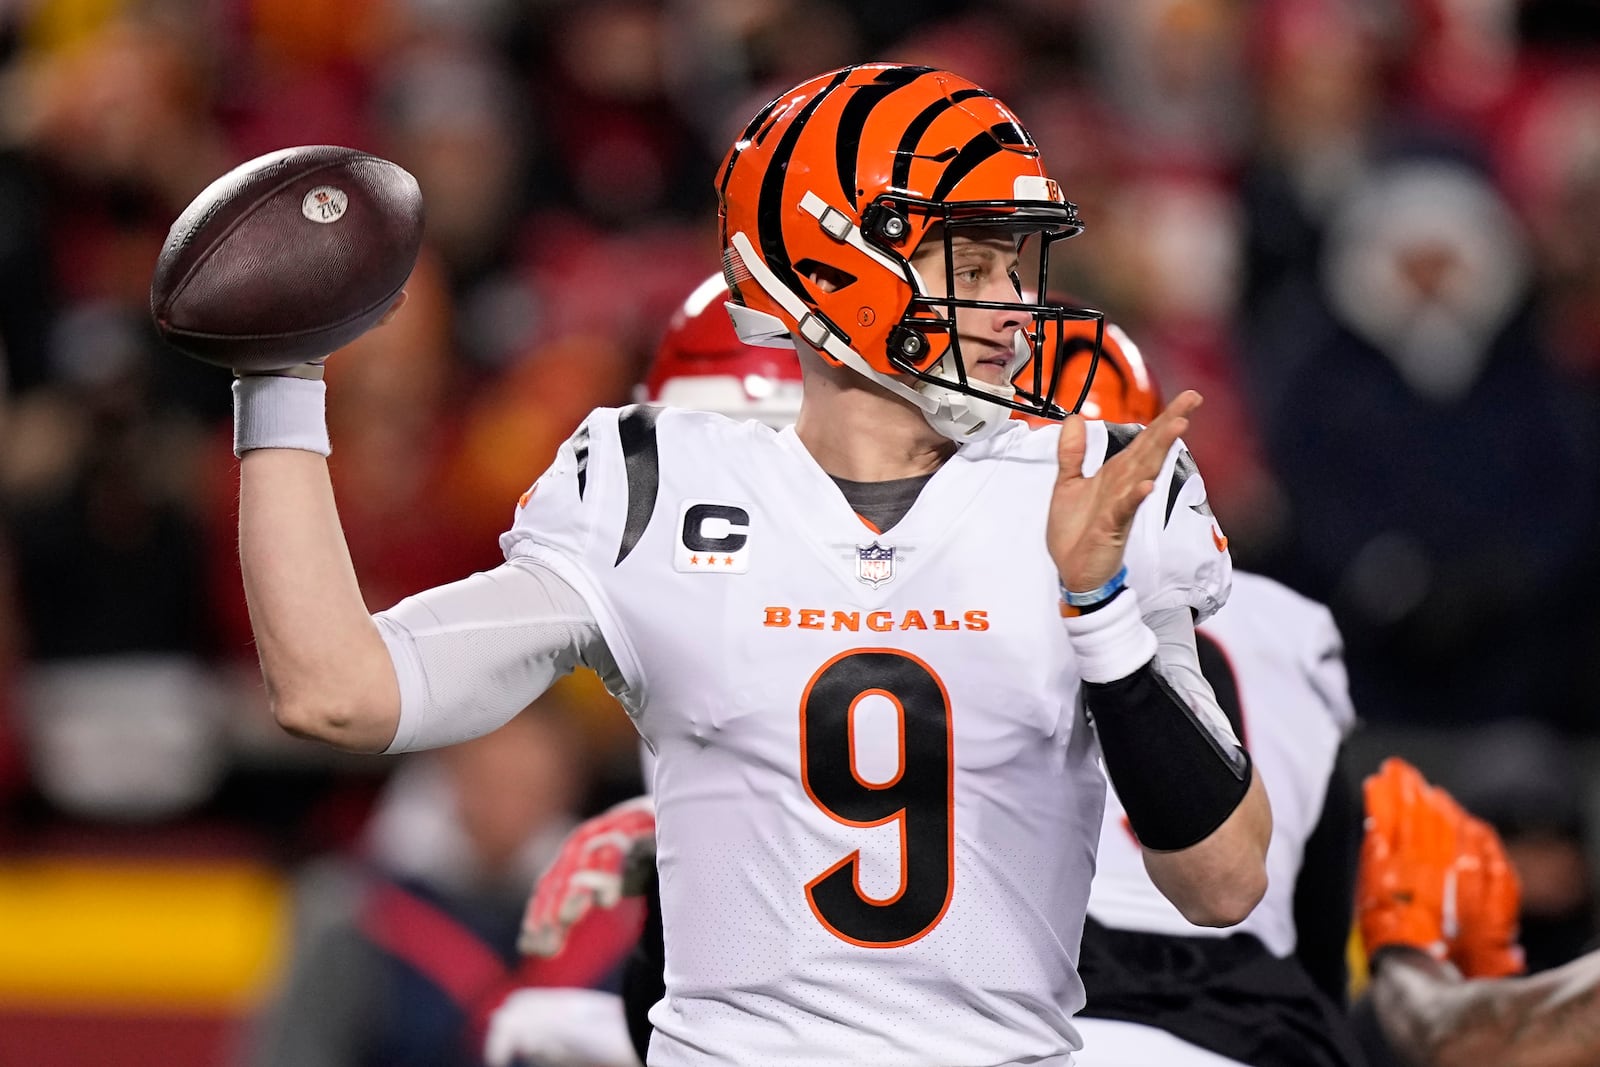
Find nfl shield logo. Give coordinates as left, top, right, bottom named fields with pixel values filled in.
left=856, top=542, right=896, bottom=588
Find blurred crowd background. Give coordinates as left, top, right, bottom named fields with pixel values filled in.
left=0, top=0, right=1599, bottom=1063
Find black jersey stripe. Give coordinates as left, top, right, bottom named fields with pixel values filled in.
left=572, top=424, right=591, bottom=500
left=833, top=66, right=933, bottom=209
left=890, top=88, right=988, bottom=190
left=615, top=405, right=661, bottom=566
left=1165, top=448, right=1199, bottom=527
left=1104, top=421, right=1141, bottom=460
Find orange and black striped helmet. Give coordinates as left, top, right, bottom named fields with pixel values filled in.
left=717, top=63, right=1101, bottom=440
left=1015, top=320, right=1163, bottom=428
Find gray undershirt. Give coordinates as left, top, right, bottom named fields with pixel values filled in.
left=829, top=473, right=934, bottom=533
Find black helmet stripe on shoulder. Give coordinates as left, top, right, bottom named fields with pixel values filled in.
left=832, top=67, right=935, bottom=210
left=890, top=88, right=989, bottom=191
left=756, top=67, right=852, bottom=306
left=929, top=127, right=1010, bottom=203
left=717, top=93, right=787, bottom=202
left=614, top=405, right=662, bottom=566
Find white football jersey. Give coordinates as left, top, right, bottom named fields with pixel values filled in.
left=1085, top=570, right=1355, bottom=956
left=502, top=407, right=1231, bottom=1066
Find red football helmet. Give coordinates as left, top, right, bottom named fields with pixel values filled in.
left=639, top=274, right=803, bottom=428
left=717, top=63, right=1100, bottom=441
left=1016, top=320, right=1162, bottom=427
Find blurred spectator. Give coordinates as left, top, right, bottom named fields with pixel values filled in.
left=0, top=301, right=227, bottom=823
left=1076, top=170, right=1282, bottom=553
left=660, top=0, right=866, bottom=155
left=1242, top=158, right=1600, bottom=732
left=0, top=13, right=233, bottom=410
left=1397, top=0, right=1521, bottom=130
left=373, top=40, right=547, bottom=375
left=1239, top=0, right=1393, bottom=314
left=1493, top=65, right=1600, bottom=382
left=241, top=696, right=631, bottom=1067
left=0, top=533, right=27, bottom=814
left=537, top=0, right=719, bottom=230
left=1081, top=0, right=1251, bottom=171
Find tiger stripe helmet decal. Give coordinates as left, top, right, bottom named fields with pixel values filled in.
left=717, top=64, right=1103, bottom=440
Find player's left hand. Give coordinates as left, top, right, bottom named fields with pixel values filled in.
left=1453, top=812, right=1525, bottom=978
left=1048, top=390, right=1202, bottom=592
left=1358, top=757, right=1526, bottom=978
left=1359, top=757, right=1460, bottom=964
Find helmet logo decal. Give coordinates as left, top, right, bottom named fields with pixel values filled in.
left=1014, top=175, right=1064, bottom=203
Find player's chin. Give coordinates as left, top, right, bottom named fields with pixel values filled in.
left=966, top=360, right=1014, bottom=391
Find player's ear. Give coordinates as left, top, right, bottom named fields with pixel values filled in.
left=798, top=261, right=853, bottom=295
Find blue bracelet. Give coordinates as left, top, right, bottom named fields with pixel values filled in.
left=1060, top=564, right=1129, bottom=608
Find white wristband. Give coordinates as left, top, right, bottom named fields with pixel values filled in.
left=1063, top=586, right=1159, bottom=684
left=232, top=375, right=330, bottom=457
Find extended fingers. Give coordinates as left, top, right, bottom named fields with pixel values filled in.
left=1137, top=390, right=1202, bottom=455
left=1056, top=412, right=1088, bottom=481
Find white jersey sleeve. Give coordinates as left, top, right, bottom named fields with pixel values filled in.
left=372, top=410, right=644, bottom=754
left=1299, top=597, right=1357, bottom=736
left=500, top=407, right=652, bottom=713
left=377, top=558, right=607, bottom=753
left=1078, top=421, right=1232, bottom=623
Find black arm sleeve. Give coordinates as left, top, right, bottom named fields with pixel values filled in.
left=1293, top=742, right=1363, bottom=1007
left=1087, top=659, right=1253, bottom=852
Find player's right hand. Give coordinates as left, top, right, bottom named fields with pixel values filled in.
left=1047, top=390, right=1202, bottom=592
left=519, top=795, right=657, bottom=958
left=1358, top=757, right=1525, bottom=977
left=232, top=293, right=407, bottom=380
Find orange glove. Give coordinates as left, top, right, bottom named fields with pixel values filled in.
left=1452, top=812, right=1525, bottom=978
left=1358, top=757, right=1526, bottom=978
left=1359, top=757, right=1458, bottom=964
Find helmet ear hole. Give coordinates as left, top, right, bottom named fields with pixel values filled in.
left=794, top=259, right=857, bottom=294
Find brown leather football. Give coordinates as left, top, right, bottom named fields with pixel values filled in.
left=150, top=145, right=424, bottom=372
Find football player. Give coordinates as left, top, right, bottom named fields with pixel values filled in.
left=230, top=64, right=1268, bottom=1065
left=1021, top=331, right=1368, bottom=1067
left=512, top=295, right=1362, bottom=1067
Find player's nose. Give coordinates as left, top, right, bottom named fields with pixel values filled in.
left=985, top=279, right=1029, bottom=334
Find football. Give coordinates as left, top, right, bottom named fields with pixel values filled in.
left=150, top=145, right=424, bottom=372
